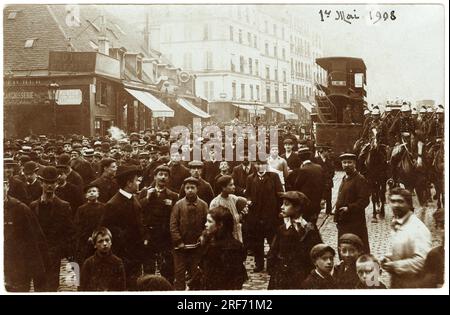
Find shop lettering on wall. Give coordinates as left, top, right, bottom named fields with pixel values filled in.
left=4, top=90, right=48, bottom=105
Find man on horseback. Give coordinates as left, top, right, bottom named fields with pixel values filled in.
left=426, top=104, right=445, bottom=209
left=388, top=102, right=424, bottom=193
left=358, top=107, right=389, bottom=222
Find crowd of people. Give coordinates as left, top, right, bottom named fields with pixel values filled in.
left=3, top=103, right=445, bottom=291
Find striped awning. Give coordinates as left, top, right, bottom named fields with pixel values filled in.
left=267, top=107, right=298, bottom=120
left=177, top=98, right=211, bottom=118
left=125, top=88, right=174, bottom=117
left=232, top=103, right=266, bottom=114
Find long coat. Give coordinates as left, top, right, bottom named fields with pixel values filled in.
left=67, top=169, right=84, bottom=190
left=4, top=197, right=49, bottom=292
left=267, top=222, right=322, bottom=289
left=74, top=201, right=106, bottom=265
left=139, top=187, right=179, bottom=252
left=334, top=171, right=370, bottom=253
left=231, top=163, right=256, bottom=196
left=100, top=192, right=144, bottom=265
left=286, top=162, right=325, bottom=221
left=245, top=172, right=283, bottom=237
left=30, top=196, right=75, bottom=259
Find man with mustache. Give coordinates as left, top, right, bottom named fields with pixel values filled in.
left=381, top=187, right=431, bottom=288
left=139, top=165, right=178, bottom=284
left=29, top=166, right=75, bottom=291
left=334, top=153, right=370, bottom=254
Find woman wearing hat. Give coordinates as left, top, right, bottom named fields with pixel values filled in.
left=267, top=191, right=322, bottom=289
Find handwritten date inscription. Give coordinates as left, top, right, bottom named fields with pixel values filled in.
left=319, top=9, right=396, bottom=24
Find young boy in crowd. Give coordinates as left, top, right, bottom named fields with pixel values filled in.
left=334, top=233, right=364, bottom=289
left=170, top=177, right=208, bottom=290
left=301, top=244, right=337, bottom=289
left=80, top=227, right=126, bottom=291
left=74, top=184, right=105, bottom=266
left=355, top=254, right=386, bottom=289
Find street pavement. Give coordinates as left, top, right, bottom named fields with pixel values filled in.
left=57, top=171, right=443, bottom=291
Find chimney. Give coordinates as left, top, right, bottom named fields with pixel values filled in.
left=143, top=12, right=150, bottom=53
left=98, top=14, right=109, bottom=55
left=149, top=25, right=160, bottom=52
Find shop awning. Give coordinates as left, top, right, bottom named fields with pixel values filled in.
left=300, top=102, right=313, bottom=113
left=267, top=107, right=298, bottom=120
left=125, top=88, right=174, bottom=118
left=177, top=98, right=211, bottom=118
left=232, top=103, right=266, bottom=114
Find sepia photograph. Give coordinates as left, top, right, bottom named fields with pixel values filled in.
left=1, top=0, right=448, bottom=295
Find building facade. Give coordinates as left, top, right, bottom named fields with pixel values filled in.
left=3, top=4, right=206, bottom=138
left=147, top=4, right=326, bottom=124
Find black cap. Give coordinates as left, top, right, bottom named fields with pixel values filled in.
left=154, top=165, right=171, bottom=176
left=183, top=176, right=199, bottom=186
left=310, top=244, right=336, bottom=262
left=339, top=233, right=364, bottom=250
left=115, top=165, right=141, bottom=179
left=339, top=153, right=357, bottom=161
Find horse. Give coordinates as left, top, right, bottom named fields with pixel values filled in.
left=429, top=140, right=445, bottom=209
left=390, top=133, right=417, bottom=193
left=356, top=129, right=388, bottom=222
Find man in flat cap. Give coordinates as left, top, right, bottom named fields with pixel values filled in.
left=178, top=160, right=214, bottom=205
left=139, top=165, right=178, bottom=284
left=30, top=166, right=75, bottom=291
left=335, top=153, right=370, bottom=254
left=100, top=165, right=144, bottom=290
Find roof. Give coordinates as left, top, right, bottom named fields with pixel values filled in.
left=3, top=4, right=162, bottom=72
left=316, top=57, right=366, bottom=72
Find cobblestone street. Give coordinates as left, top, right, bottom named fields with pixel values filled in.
left=57, top=172, right=443, bottom=291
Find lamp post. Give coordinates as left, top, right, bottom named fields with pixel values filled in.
left=48, top=82, right=59, bottom=135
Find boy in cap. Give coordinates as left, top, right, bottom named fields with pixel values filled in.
left=301, top=244, right=337, bottom=289
left=80, top=227, right=126, bottom=291
left=267, top=191, right=322, bottom=289
left=335, top=233, right=364, bottom=289
left=170, top=177, right=208, bottom=290
left=74, top=184, right=106, bottom=266
left=355, top=254, right=386, bottom=289
left=179, top=160, right=215, bottom=205
left=139, top=165, right=178, bottom=283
